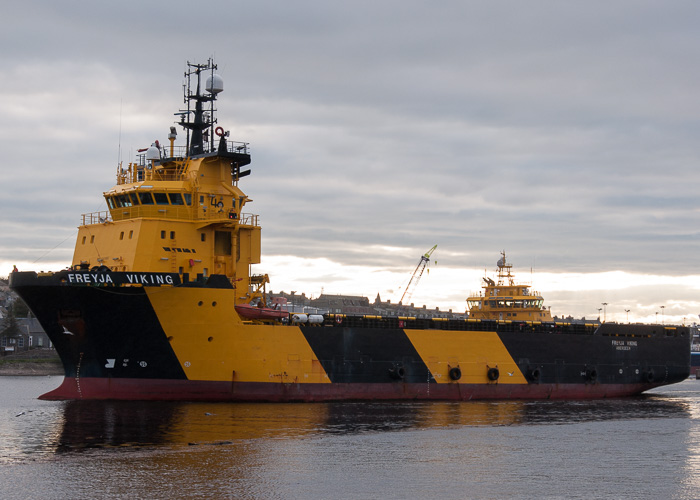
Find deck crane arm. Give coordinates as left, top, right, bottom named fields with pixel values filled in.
left=399, top=244, right=437, bottom=305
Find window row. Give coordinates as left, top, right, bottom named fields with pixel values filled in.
left=107, top=192, right=193, bottom=209
left=468, top=299, right=544, bottom=309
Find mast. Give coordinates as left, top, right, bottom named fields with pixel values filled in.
left=496, top=250, right=514, bottom=287
left=178, top=59, right=220, bottom=157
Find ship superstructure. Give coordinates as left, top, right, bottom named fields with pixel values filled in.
left=9, top=60, right=692, bottom=401
left=467, top=252, right=552, bottom=322
left=73, top=60, right=264, bottom=306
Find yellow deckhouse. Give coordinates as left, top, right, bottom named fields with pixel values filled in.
left=467, top=252, right=553, bottom=322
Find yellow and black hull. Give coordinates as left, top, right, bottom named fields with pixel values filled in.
left=10, top=270, right=692, bottom=401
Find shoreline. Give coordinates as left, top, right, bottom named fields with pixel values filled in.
left=0, top=351, right=63, bottom=376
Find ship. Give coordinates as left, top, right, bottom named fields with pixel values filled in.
left=10, top=59, right=692, bottom=401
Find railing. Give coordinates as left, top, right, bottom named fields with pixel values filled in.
left=81, top=208, right=259, bottom=226
left=239, top=213, right=259, bottom=226
left=117, top=141, right=250, bottom=185
left=82, top=211, right=112, bottom=225
left=163, top=142, right=250, bottom=159
left=118, top=160, right=192, bottom=185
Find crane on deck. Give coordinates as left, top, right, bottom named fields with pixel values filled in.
left=399, top=244, right=437, bottom=305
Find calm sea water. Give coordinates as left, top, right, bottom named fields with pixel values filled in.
left=1, top=376, right=699, bottom=499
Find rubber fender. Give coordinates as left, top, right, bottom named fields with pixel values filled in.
left=449, top=366, right=462, bottom=381
left=487, top=367, right=499, bottom=381
left=528, top=367, right=541, bottom=382
left=389, top=364, right=405, bottom=380
left=585, top=368, right=598, bottom=382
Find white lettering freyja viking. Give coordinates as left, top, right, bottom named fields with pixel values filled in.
left=67, top=273, right=114, bottom=284
left=67, top=272, right=174, bottom=285
left=124, top=273, right=174, bottom=285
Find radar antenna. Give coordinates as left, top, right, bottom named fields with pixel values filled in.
left=178, top=58, right=223, bottom=156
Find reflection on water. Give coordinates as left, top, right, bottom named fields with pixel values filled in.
left=52, top=393, right=693, bottom=452
left=3, top=378, right=700, bottom=499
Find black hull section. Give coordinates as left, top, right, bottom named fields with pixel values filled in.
left=300, top=327, right=436, bottom=384
left=10, top=271, right=692, bottom=401
left=498, top=326, right=690, bottom=387
left=11, top=274, right=186, bottom=381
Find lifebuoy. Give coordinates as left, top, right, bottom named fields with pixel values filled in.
left=215, top=126, right=225, bottom=137
left=335, top=315, right=343, bottom=325
left=449, top=366, right=462, bottom=381
left=487, top=367, right=500, bottom=381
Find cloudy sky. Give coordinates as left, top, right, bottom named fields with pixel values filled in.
left=2, top=1, right=700, bottom=323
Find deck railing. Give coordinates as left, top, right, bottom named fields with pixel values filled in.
left=118, top=142, right=250, bottom=185
left=81, top=209, right=259, bottom=226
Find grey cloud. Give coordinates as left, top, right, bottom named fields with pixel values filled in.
left=2, top=1, right=700, bottom=287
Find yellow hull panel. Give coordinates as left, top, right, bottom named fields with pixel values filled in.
left=406, top=330, right=527, bottom=384
left=145, top=287, right=330, bottom=384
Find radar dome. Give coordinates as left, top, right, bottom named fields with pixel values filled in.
left=206, top=74, right=224, bottom=94
left=146, top=144, right=160, bottom=161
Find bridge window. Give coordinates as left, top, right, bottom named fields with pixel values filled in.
left=120, top=232, right=124, bottom=240
left=118, top=194, right=132, bottom=207
left=138, top=192, right=154, bottom=205
left=184, top=194, right=192, bottom=205
left=154, top=193, right=169, bottom=205
left=107, top=197, right=116, bottom=209
left=161, top=231, right=166, bottom=239
left=169, top=193, right=184, bottom=205
left=129, top=193, right=140, bottom=205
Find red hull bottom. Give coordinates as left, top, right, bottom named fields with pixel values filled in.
left=39, top=377, right=662, bottom=401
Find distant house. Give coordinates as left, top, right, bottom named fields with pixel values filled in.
left=18, top=317, right=52, bottom=349
left=1, top=316, right=52, bottom=353
left=311, top=294, right=377, bottom=315
left=269, top=290, right=466, bottom=319
left=1, top=320, right=29, bottom=354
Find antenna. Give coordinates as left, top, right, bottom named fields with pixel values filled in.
left=117, top=98, right=123, bottom=167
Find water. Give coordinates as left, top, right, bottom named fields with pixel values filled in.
left=2, top=377, right=700, bottom=499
